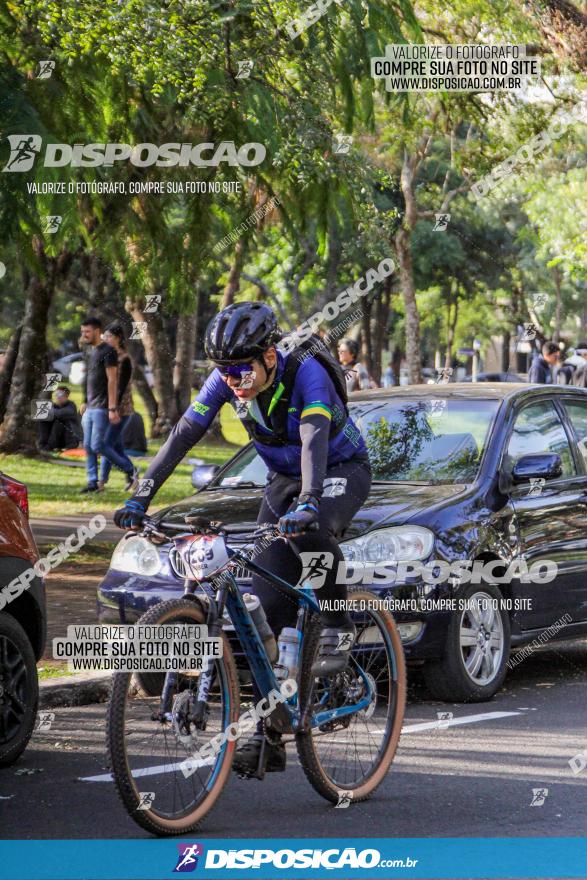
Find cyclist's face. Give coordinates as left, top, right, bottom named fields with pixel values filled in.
left=218, top=347, right=277, bottom=399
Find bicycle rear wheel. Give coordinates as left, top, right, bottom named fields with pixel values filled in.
left=296, top=588, right=405, bottom=803
left=106, top=598, right=239, bottom=836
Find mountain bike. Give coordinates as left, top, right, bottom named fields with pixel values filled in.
left=106, top=514, right=406, bottom=836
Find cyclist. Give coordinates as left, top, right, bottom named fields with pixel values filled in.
left=114, top=302, right=372, bottom=774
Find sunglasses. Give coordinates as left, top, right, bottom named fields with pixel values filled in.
left=216, top=362, right=255, bottom=378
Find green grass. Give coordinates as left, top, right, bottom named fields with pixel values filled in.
left=0, top=379, right=250, bottom=517
left=37, top=540, right=113, bottom=564
left=1, top=439, right=238, bottom=518
left=37, top=663, right=74, bottom=679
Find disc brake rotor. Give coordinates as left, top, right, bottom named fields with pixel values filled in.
left=171, top=689, right=199, bottom=748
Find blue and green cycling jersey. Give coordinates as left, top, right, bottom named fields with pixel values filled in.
left=187, top=351, right=366, bottom=478
left=133, top=351, right=367, bottom=509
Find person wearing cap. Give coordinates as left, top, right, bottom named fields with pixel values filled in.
left=528, top=341, right=561, bottom=384
left=37, top=386, right=82, bottom=452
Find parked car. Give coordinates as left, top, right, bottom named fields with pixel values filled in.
left=51, top=352, right=85, bottom=382
left=464, top=371, right=523, bottom=382
left=0, top=473, right=45, bottom=765
left=98, top=383, right=587, bottom=703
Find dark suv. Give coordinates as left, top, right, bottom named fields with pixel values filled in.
left=0, top=473, right=45, bottom=766
left=98, top=383, right=587, bottom=703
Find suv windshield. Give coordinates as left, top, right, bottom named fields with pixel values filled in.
left=214, top=397, right=499, bottom=487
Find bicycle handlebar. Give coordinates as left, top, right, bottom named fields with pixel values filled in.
left=137, top=515, right=319, bottom=545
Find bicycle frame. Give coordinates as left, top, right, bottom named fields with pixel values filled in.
left=199, top=547, right=375, bottom=733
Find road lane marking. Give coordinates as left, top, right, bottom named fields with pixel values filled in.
left=401, top=710, right=521, bottom=734
left=81, top=711, right=523, bottom=782
left=80, top=757, right=214, bottom=783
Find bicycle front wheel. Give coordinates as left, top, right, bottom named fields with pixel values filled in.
left=106, top=598, right=239, bottom=836
left=296, top=588, right=406, bottom=803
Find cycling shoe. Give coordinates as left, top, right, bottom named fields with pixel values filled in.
left=232, top=733, right=286, bottom=777
left=311, top=624, right=356, bottom=677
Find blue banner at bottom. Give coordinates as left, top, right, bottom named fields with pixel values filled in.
left=0, top=838, right=585, bottom=880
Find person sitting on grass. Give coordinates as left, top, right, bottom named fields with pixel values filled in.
left=38, top=386, right=82, bottom=453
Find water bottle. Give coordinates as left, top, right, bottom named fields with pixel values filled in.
left=274, top=627, right=301, bottom=683
left=243, top=594, right=278, bottom=663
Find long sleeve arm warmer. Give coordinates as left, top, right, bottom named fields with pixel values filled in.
left=299, top=413, right=331, bottom=500
left=131, top=415, right=207, bottom=509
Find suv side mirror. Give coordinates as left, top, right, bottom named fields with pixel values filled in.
left=191, top=464, right=220, bottom=490
left=512, top=453, right=562, bottom=483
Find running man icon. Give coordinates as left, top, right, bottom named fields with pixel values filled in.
left=3, top=135, right=42, bottom=172
left=297, top=551, right=334, bottom=589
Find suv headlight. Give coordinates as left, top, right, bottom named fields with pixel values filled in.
left=110, top=535, right=162, bottom=577
left=340, top=526, right=434, bottom=564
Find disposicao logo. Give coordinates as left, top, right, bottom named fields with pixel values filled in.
left=2, top=136, right=266, bottom=171
left=199, top=846, right=383, bottom=870
left=173, top=843, right=204, bottom=872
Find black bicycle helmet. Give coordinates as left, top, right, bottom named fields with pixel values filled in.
left=204, top=302, right=282, bottom=364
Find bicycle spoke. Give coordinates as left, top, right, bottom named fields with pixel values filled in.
left=301, top=601, right=400, bottom=790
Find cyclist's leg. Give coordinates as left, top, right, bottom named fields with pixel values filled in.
left=235, top=459, right=371, bottom=772
left=290, top=456, right=372, bottom=674
left=291, top=456, right=372, bottom=624
left=250, top=472, right=302, bottom=635
left=250, top=457, right=372, bottom=631
left=234, top=475, right=301, bottom=774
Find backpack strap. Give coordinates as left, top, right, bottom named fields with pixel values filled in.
left=264, top=353, right=303, bottom=443
left=241, top=349, right=348, bottom=447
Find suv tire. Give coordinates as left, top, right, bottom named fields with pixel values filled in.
left=0, top=613, right=39, bottom=766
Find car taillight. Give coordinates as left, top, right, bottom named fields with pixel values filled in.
left=0, top=474, right=29, bottom=517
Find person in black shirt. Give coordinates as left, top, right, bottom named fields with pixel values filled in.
left=79, top=316, right=119, bottom=493
left=37, top=386, right=81, bottom=452
left=98, top=323, right=140, bottom=492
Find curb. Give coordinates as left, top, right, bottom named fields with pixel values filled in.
left=39, top=672, right=111, bottom=709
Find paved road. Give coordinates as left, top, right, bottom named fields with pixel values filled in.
left=31, top=515, right=120, bottom=545
left=3, top=641, right=587, bottom=839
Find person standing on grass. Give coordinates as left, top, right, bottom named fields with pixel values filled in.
left=98, top=323, right=140, bottom=492
left=79, top=316, right=119, bottom=494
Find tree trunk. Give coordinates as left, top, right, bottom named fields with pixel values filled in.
left=221, top=238, right=246, bottom=309
left=372, top=280, right=391, bottom=385
left=445, top=293, right=459, bottom=369
left=0, top=324, right=23, bottom=424
left=126, top=339, right=159, bottom=435
left=391, top=346, right=402, bottom=385
left=0, top=276, right=53, bottom=453
left=502, top=330, right=511, bottom=373
left=394, top=227, right=422, bottom=384
left=125, top=296, right=178, bottom=437
left=553, top=265, right=562, bottom=343
left=360, top=298, right=373, bottom=377
left=174, top=312, right=198, bottom=415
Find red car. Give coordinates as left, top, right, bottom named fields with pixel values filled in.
left=0, top=472, right=45, bottom=765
